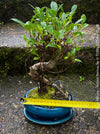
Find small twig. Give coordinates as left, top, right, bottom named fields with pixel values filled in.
left=25, top=53, right=31, bottom=74
left=88, top=80, right=96, bottom=86
left=46, top=66, right=68, bottom=74
left=46, top=60, right=73, bottom=74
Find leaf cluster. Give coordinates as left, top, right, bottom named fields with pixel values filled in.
left=12, top=1, right=88, bottom=63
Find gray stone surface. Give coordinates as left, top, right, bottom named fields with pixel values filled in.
left=0, top=23, right=99, bottom=48
left=0, top=23, right=28, bottom=47
left=0, top=75, right=100, bottom=134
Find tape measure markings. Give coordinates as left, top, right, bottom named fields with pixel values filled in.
left=22, top=98, right=100, bottom=109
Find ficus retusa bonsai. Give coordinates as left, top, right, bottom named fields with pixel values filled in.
left=12, top=1, right=88, bottom=97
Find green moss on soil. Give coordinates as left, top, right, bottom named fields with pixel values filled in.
left=28, top=87, right=55, bottom=99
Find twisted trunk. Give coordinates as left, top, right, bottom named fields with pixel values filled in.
left=28, top=60, right=56, bottom=94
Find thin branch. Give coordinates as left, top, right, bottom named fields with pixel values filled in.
left=52, top=83, right=69, bottom=99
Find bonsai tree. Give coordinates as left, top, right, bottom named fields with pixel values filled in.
left=12, top=1, right=88, bottom=98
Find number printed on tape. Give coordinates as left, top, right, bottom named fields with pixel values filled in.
left=22, top=98, right=100, bottom=109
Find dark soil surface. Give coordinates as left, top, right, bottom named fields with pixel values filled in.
left=0, top=74, right=100, bottom=134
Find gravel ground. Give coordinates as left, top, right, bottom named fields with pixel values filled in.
left=0, top=75, right=100, bottom=134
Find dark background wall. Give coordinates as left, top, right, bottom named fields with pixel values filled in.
left=0, top=0, right=100, bottom=24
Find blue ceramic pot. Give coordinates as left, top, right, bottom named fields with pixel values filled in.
left=24, top=87, right=73, bottom=125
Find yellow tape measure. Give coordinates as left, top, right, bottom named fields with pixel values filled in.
left=22, top=98, right=100, bottom=109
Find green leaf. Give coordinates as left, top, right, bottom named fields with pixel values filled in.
left=71, top=48, right=76, bottom=56
left=73, top=25, right=78, bottom=32
left=34, top=7, right=40, bottom=14
left=71, top=5, right=77, bottom=13
left=65, top=21, right=70, bottom=26
left=33, top=57, right=39, bottom=60
left=37, top=26, right=43, bottom=34
left=57, top=45, right=61, bottom=50
left=81, top=14, right=86, bottom=23
left=47, top=25, right=54, bottom=33
left=38, top=40, right=45, bottom=44
left=81, top=23, right=89, bottom=30
left=28, top=37, right=36, bottom=43
left=76, top=46, right=81, bottom=51
left=11, top=18, right=25, bottom=27
left=53, top=30, right=59, bottom=39
left=31, top=48, right=38, bottom=57
left=74, top=58, right=82, bottom=62
left=75, top=14, right=86, bottom=24
left=61, top=13, right=66, bottom=21
left=40, top=12, right=44, bottom=21
left=50, top=1, right=58, bottom=11
left=28, top=3, right=34, bottom=9
left=57, top=21, right=62, bottom=31
left=74, top=31, right=83, bottom=37
left=46, top=43, right=60, bottom=50
left=80, top=76, right=84, bottom=82
left=75, top=18, right=83, bottom=24
left=41, top=22, right=47, bottom=28
left=64, top=52, right=71, bottom=59
left=47, top=9, right=57, bottom=17
left=64, top=56, right=69, bottom=60
left=66, top=38, right=72, bottom=44
left=59, top=30, right=65, bottom=39
left=69, top=5, right=77, bottom=20
left=23, top=34, right=28, bottom=41
left=58, top=4, right=63, bottom=12
left=81, top=39, right=84, bottom=43
left=24, top=21, right=32, bottom=31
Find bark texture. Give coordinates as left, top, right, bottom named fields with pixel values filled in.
left=28, top=60, right=55, bottom=86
